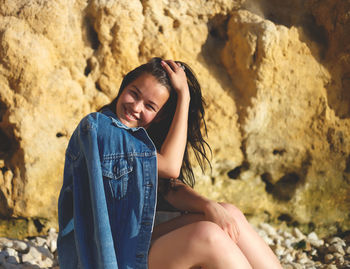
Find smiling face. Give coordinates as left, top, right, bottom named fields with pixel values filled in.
left=115, top=73, right=170, bottom=128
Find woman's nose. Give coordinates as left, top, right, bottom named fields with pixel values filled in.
left=132, top=100, right=143, bottom=112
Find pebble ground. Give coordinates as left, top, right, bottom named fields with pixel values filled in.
left=0, top=223, right=349, bottom=268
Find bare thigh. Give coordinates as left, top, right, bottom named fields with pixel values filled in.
left=149, top=220, right=252, bottom=269
left=151, top=212, right=204, bottom=242
left=150, top=204, right=282, bottom=269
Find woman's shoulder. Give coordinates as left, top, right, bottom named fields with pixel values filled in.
left=76, top=112, right=105, bottom=131
left=71, top=111, right=123, bottom=136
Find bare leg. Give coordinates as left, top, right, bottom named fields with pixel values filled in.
left=219, top=203, right=282, bottom=269
left=149, top=220, right=252, bottom=269
left=150, top=203, right=282, bottom=269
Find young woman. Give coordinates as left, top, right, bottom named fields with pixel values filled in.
left=57, top=57, right=282, bottom=269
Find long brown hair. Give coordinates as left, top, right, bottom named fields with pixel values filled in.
left=100, top=57, right=211, bottom=187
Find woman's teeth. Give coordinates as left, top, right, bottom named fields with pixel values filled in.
left=126, top=110, right=137, bottom=120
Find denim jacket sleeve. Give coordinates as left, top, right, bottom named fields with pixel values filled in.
left=58, top=113, right=119, bottom=269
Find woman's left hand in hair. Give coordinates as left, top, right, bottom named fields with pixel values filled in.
left=203, top=201, right=240, bottom=243
left=161, top=60, right=190, bottom=99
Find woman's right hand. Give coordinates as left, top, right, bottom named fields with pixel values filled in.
left=203, top=200, right=240, bottom=243
left=160, top=60, right=190, bottom=100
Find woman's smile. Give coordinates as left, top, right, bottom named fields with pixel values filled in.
left=116, top=73, right=170, bottom=128
left=123, top=105, right=140, bottom=121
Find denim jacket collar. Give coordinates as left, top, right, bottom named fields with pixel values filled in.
left=101, top=108, right=144, bottom=133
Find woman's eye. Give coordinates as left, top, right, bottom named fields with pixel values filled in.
left=146, top=104, right=156, bottom=111
left=130, top=90, right=137, bottom=97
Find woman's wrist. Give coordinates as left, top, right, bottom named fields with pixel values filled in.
left=200, top=198, right=217, bottom=214
left=177, top=89, right=191, bottom=105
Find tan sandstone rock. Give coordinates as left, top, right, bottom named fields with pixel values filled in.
left=0, top=0, right=242, bottom=238
left=0, top=0, right=349, bottom=238
left=201, top=8, right=350, bottom=235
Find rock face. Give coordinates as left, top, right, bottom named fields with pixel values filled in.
left=0, top=0, right=349, bottom=238
left=215, top=8, right=350, bottom=235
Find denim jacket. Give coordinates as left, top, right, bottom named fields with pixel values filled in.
left=57, top=108, right=158, bottom=269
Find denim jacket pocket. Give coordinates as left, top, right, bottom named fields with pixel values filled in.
left=102, top=156, right=133, bottom=200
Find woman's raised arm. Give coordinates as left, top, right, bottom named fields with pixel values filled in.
left=157, top=60, right=190, bottom=179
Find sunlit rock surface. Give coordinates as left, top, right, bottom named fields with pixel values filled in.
left=0, top=0, right=349, bottom=238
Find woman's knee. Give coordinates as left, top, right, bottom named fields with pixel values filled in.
left=187, top=221, right=230, bottom=248
left=185, top=221, right=252, bottom=268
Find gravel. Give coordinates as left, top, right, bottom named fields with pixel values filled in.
left=0, top=228, right=58, bottom=269
left=256, top=223, right=350, bottom=268
left=0, top=224, right=349, bottom=268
